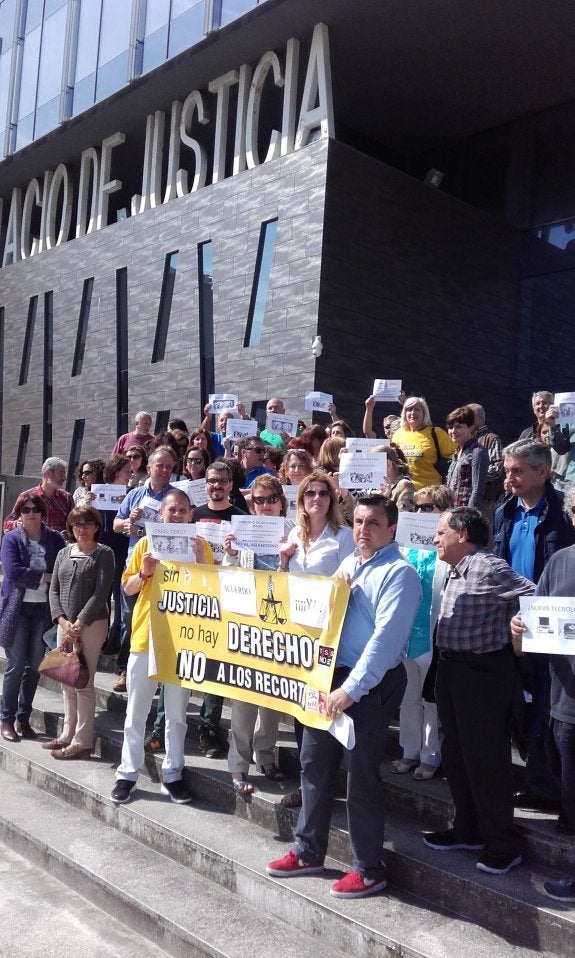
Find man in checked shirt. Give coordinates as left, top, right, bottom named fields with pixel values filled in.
left=423, top=506, right=534, bottom=876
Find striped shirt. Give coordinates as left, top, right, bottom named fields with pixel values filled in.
left=437, top=549, right=534, bottom=653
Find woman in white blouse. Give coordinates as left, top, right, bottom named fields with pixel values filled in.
left=279, top=471, right=355, bottom=575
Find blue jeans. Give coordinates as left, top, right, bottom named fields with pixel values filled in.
left=1, top=601, right=47, bottom=723
left=295, top=663, right=406, bottom=876
left=117, top=587, right=136, bottom=673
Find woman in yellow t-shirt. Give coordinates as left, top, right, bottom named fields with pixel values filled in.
left=384, top=396, right=454, bottom=490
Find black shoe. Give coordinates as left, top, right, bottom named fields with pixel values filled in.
left=422, top=829, right=485, bottom=851
left=15, top=719, right=37, bottom=739
left=513, top=790, right=561, bottom=811
left=110, top=779, right=135, bottom=804
left=161, top=779, right=193, bottom=804
left=199, top=729, right=224, bottom=759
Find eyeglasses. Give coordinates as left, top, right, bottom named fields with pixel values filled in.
left=206, top=478, right=230, bottom=486
left=247, top=447, right=265, bottom=454
left=20, top=506, right=41, bottom=514
left=303, top=489, right=330, bottom=499
left=72, top=520, right=96, bottom=528
left=127, top=453, right=142, bottom=460
left=416, top=503, right=436, bottom=513
left=252, top=494, right=280, bottom=505
left=186, top=457, right=204, bottom=465
left=81, top=470, right=93, bottom=477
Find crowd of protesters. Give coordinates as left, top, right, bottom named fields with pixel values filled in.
left=1, top=387, right=575, bottom=902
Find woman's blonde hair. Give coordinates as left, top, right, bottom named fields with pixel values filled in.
left=296, top=470, right=342, bottom=544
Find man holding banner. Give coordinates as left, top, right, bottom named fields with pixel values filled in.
left=266, top=494, right=422, bottom=899
left=110, top=489, right=210, bottom=806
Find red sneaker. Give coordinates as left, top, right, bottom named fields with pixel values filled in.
left=330, top=869, right=387, bottom=899
left=266, top=850, right=324, bottom=877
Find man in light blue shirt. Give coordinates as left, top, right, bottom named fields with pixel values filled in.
left=266, top=494, right=421, bottom=899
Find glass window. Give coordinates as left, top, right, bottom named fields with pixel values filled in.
left=72, top=278, right=94, bottom=377
left=198, top=240, right=214, bottom=406
left=24, top=0, right=44, bottom=33
left=15, top=425, right=30, bottom=475
left=168, top=0, right=204, bottom=58
left=36, top=6, right=67, bottom=108
left=15, top=111, right=34, bottom=150
left=95, top=50, right=129, bottom=102
left=72, top=73, right=96, bottom=116
left=146, top=0, right=170, bottom=34
left=44, top=0, right=67, bottom=15
left=220, top=0, right=257, bottom=27
left=0, top=0, right=18, bottom=49
left=98, top=0, right=131, bottom=66
left=67, top=420, right=85, bottom=488
left=34, top=95, right=59, bottom=138
left=0, top=51, right=12, bottom=147
left=19, top=296, right=38, bottom=386
left=142, top=26, right=168, bottom=74
left=244, top=219, right=277, bottom=348
left=152, top=251, right=179, bottom=363
left=75, top=0, right=101, bottom=83
left=17, top=23, right=41, bottom=119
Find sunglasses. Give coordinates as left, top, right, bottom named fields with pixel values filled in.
left=127, top=453, right=142, bottom=459
left=303, top=489, right=330, bottom=499
left=186, top=457, right=204, bottom=465
left=20, top=506, right=41, bottom=514
left=81, top=470, right=93, bottom=477
left=252, top=494, right=280, bottom=505
left=416, top=503, right=436, bottom=513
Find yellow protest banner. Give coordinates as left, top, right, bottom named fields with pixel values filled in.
left=148, top=563, right=350, bottom=729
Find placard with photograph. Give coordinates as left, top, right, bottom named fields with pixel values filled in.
left=372, top=379, right=402, bottom=402
left=266, top=413, right=299, bottom=437
left=230, top=515, right=285, bottom=555
left=395, top=511, right=439, bottom=552
left=304, top=391, right=333, bottom=413
left=338, top=452, right=387, bottom=490
left=90, top=484, right=127, bottom=509
left=145, top=521, right=198, bottom=562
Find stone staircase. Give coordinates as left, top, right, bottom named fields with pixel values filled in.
left=0, top=654, right=574, bottom=958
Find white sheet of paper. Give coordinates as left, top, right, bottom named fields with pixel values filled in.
left=225, top=418, right=258, bottom=439
left=90, top=484, right=127, bottom=509
left=283, top=485, right=298, bottom=517
left=372, top=379, right=402, bottom=402
left=395, top=512, right=439, bottom=552
left=288, top=574, right=333, bottom=629
left=230, top=515, right=284, bottom=555
left=266, top=413, right=298, bottom=437
left=172, top=478, right=209, bottom=507
left=145, top=521, right=197, bottom=562
left=329, top=712, right=356, bottom=750
left=304, top=391, right=333, bottom=413
left=135, top=495, right=161, bottom=528
left=195, top=519, right=231, bottom=564
left=209, top=393, right=238, bottom=413
left=345, top=437, right=389, bottom=454
left=218, top=568, right=258, bottom=616
left=520, top=595, right=575, bottom=653
left=338, top=452, right=387, bottom=489
left=554, top=392, right=575, bottom=427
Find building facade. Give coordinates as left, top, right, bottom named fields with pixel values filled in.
left=0, top=0, right=575, bottom=485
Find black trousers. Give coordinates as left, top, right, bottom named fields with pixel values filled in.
left=435, top=647, right=521, bottom=858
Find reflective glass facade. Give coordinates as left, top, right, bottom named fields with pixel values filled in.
left=0, top=0, right=266, bottom=157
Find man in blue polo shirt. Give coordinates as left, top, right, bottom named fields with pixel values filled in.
left=494, top=438, right=574, bottom=808
left=111, top=446, right=176, bottom=691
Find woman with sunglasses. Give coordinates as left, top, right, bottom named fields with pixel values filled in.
left=73, top=459, right=105, bottom=505
left=278, top=471, right=355, bottom=806
left=391, top=484, right=454, bottom=781
left=183, top=445, right=210, bottom=481
left=47, top=505, right=114, bottom=759
left=0, top=494, right=65, bottom=742
left=222, top=475, right=294, bottom=793
left=125, top=445, right=148, bottom=489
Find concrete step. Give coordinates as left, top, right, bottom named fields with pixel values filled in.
left=0, top=739, right=566, bottom=958
left=1, top=700, right=575, bottom=958
left=0, top=841, right=169, bottom=958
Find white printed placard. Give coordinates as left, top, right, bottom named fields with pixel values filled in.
left=395, top=512, right=439, bottom=552
left=372, top=379, right=402, bottom=402
left=90, top=484, right=127, bottom=509
left=288, top=574, right=333, bottom=630
left=231, top=515, right=284, bottom=555
left=195, top=519, right=231, bottom=564
left=266, top=413, right=299, bottom=438
left=283, top=485, right=298, bottom=517
left=554, top=392, right=575, bottom=427
left=225, top=418, right=258, bottom=439
left=345, top=438, right=389, bottom=454
left=520, top=596, right=575, bottom=654
left=145, top=521, right=197, bottom=562
left=304, top=391, right=333, bottom=413
left=218, top=568, right=258, bottom=617
left=135, top=495, right=162, bottom=528
left=172, top=478, right=209, bottom=507
left=338, top=453, right=387, bottom=490
left=209, top=393, right=238, bottom=413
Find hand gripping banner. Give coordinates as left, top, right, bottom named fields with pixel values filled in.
left=148, top=563, right=350, bottom=729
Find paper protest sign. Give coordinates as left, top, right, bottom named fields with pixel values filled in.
left=395, top=512, right=439, bottom=552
